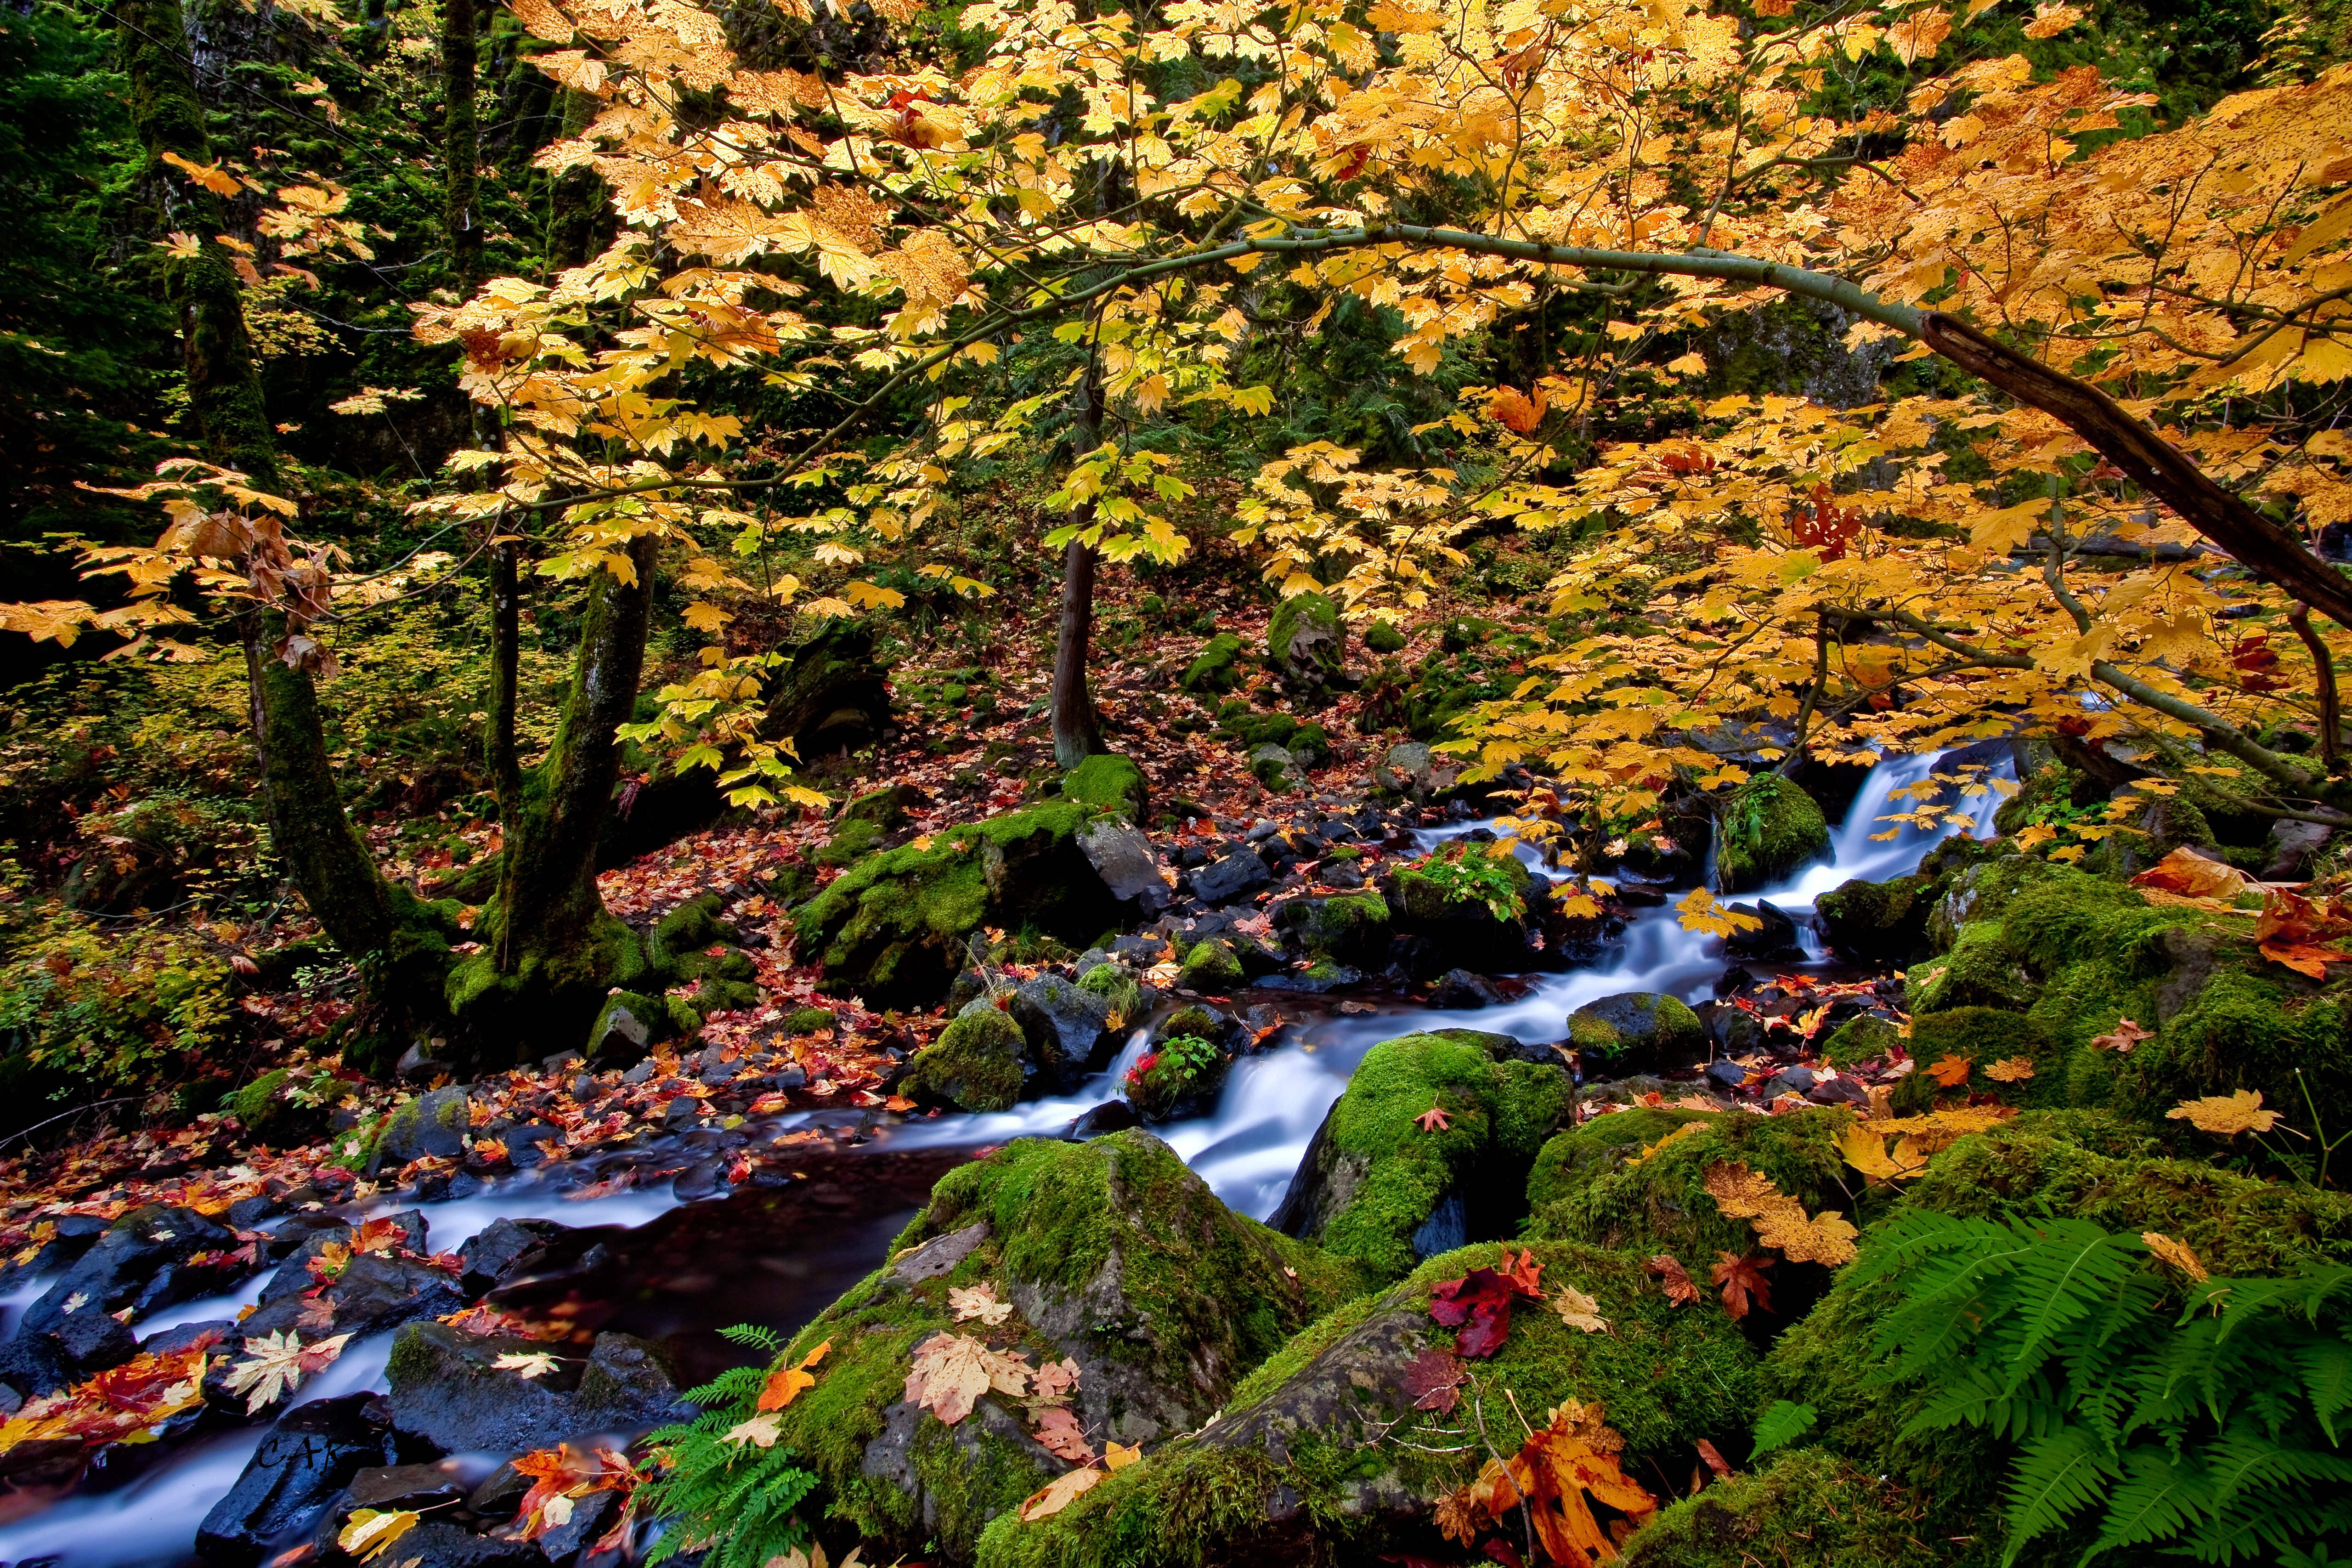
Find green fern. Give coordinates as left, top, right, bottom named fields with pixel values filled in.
left=1751, top=1399, right=1818, bottom=1456
left=1859, top=1211, right=2352, bottom=1566
left=634, top=1325, right=823, bottom=1568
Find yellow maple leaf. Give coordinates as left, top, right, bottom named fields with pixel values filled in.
left=2165, top=1089, right=2280, bottom=1135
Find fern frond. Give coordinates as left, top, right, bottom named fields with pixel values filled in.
left=2002, top=1426, right=2118, bottom=1564
left=718, top=1323, right=784, bottom=1352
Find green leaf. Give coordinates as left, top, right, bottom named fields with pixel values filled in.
left=1750, top=1400, right=1817, bottom=1457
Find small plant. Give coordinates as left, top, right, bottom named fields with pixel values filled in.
left=1403, top=841, right=1526, bottom=924
left=1127, top=1033, right=1220, bottom=1089
left=634, top=1324, right=825, bottom=1568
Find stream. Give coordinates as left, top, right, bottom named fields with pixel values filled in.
left=0, top=749, right=2003, bottom=1567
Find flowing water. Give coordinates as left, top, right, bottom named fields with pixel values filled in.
left=0, top=750, right=2004, bottom=1566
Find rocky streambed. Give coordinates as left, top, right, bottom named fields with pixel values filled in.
left=0, top=751, right=2052, bottom=1567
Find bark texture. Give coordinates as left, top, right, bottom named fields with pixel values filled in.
left=1050, top=368, right=1106, bottom=770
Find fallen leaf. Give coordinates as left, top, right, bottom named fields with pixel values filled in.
left=1461, top=1401, right=1657, bottom=1567
left=1031, top=1405, right=1097, bottom=1464
left=1017, top=1464, right=1104, bottom=1521
left=221, top=1330, right=351, bottom=1414
left=2255, top=888, right=2352, bottom=975
left=337, top=1509, right=420, bottom=1562
left=1926, top=1054, right=1973, bottom=1087
left=2166, top=1089, right=2280, bottom=1135
left=1983, top=1057, right=2035, bottom=1083
left=1836, top=1122, right=1929, bottom=1183
left=906, top=1331, right=1030, bottom=1424
left=724, top=1412, right=784, bottom=1449
left=1400, top=1344, right=1467, bottom=1413
left=1029, top=1356, right=1081, bottom=1405
left=1702, top=1162, right=1858, bottom=1265
left=493, top=1351, right=560, bottom=1380
left=758, top=1339, right=831, bottom=1411
left=352, top=1216, right=409, bottom=1254
left=1549, top=1285, right=1609, bottom=1334
left=2142, top=1231, right=2209, bottom=1281
left=1710, top=1251, right=1775, bottom=1319
left=1415, top=1103, right=1452, bottom=1132
left=1103, top=1440, right=1143, bottom=1472
left=950, top=1284, right=1014, bottom=1326
left=1428, top=1250, right=1546, bottom=1358
left=1645, top=1253, right=1700, bottom=1307
left=2130, top=847, right=2257, bottom=900
left=1694, top=1437, right=1736, bottom=1480
left=2090, top=1018, right=2153, bottom=1053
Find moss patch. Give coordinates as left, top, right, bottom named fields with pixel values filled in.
left=1619, top=1447, right=1941, bottom=1568
left=904, top=1004, right=1028, bottom=1112
left=1715, top=774, right=1829, bottom=893
left=1063, top=753, right=1148, bottom=821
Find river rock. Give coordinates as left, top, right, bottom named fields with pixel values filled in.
left=1389, top=848, right=1535, bottom=968
left=1814, top=873, right=1935, bottom=964
left=1067, top=1099, right=1140, bottom=1139
left=195, top=1393, right=400, bottom=1567
left=350, top=1523, right=544, bottom=1568
left=1006, top=974, right=1116, bottom=1089
left=1270, top=1029, right=1570, bottom=1281
left=15, top=1205, right=237, bottom=1354
left=1724, top=899, right=1806, bottom=962
left=1001, top=1240, right=1761, bottom=1566
left=1187, top=846, right=1271, bottom=905
left=346, top=1461, right=471, bottom=1513
left=901, top=1003, right=1029, bottom=1113
left=751, top=1132, right=1355, bottom=1563
left=369, top=1086, right=474, bottom=1173
left=1268, top=589, right=1347, bottom=689
left=385, top=1326, right=689, bottom=1455
left=1566, top=992, right=1708, bottom=1076
left=239, top=1249, right=469, bottom=1343
left=1714, top=773, right=1832, bottom=892
left=1075, top=818, right=1166, bottom=914
left=1429, top=968, right=1508, bottom=1008
left=456, top=1217, right=568, bottom=1297
left=792, top=802, right=1128, bottom=1008
left=1377, top=742, right=1436, bottom=799
left=584, top=992, right=658, bottom=1069
left=1271, top=891, right=1390, bottom=964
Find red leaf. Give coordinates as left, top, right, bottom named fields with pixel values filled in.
left=1645, top=1252, right=1699, bottom=1307
left=1695, top=1438, right=1736, bottom=1479
left=1415, top=1103, right=1452, bottom=1132
left=1399, top=1345, right=1466, bottom=1413
left=1427, top=1251, right=1544, bottom=1359
left=1709, top=1251, right=1775, bottom=1319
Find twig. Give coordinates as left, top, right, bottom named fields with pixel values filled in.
left=0, top=1097, right=146, bottom=1151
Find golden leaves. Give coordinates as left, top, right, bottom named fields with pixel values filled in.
left=2142, top=1231, right=2209, bottom=1281
left=1675, top=887, right=1764, bottom=938
left=1549, top=1284, right=1610, bottom=1334
left=1702, top=1161, right=1859, bottom=1265
left=1448, top=1402, right=1656, bottom=1568
left=2166, top=1089, right=2281, bottom=1136
left=160, top=150, right=242, bottom=198
left=904, top=1332, right=1032, bottom=1425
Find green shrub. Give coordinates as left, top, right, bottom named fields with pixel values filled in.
left=1397, top=840, right=1527, bottom=923
left=635, top=1324, right=824, bottom=1568
left=0, top=915, right=237, bottom=1094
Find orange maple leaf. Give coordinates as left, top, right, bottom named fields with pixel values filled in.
left=757, top=1338, right=831, bottom=1412
left=1415, top=1103, right=1451, bottom=1132
left=1926, top=1055, right=1973, bottom=1087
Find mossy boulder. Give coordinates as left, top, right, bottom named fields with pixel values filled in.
left=904, top=1004, right=1030, bottom=1113
left=1076, top=963, right=1143, bottom=1030
left=748, top=1132, right=1355, bottom=1562
left=814, top=814, right=886, bottom=868
left=1005, top=974, right=1118, bottom=1091
left=1062, top=753, right=1148, bottom=821
left=1268, top=589, right=1346, bottom=686
left=1247, top=742, right=1301, bottom=791
left=1176, top=937, right=1245, bottom=992
left=227, top=1068, right=323, bottom=1147
left=1619, top=1447, right=1942, bottom=1568
left=1904, top=921, right=2034, bottom=1013
left=978, top=1239, right=1760, bottom=1568
left=1122, top=1032, right=1232, bottom=1123
left=1179, top=633, right=1246, bottom=693
left=1269, top=1030, right=1570, bottom=1282
left=839, top=781, right=928, bottom=833
left=585, top=989, right=672, bottom=1068
left=1715, top=774, right=1831, bottom=893
left=1391, top=844, right=1535, bottom=968
left=1272, top=892, right=1390, bottom=964
left=1365, top=619, right=1407, bottom=655
left=367, top=1084, right=474, bottom=1176
left=1566, top=992, right=1707, bottom=1076
left=1814, top=873, right=1934, bottom=965
left=793, top=803, right=1127, bottom=1009
left=1821, top=1013, right=1900, bottom=1067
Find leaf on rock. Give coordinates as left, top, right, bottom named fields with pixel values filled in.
left=221, top=1330, right=351, bottom=1415
left=493, top=1351, right=560, bottom=1380
left=1029, top=1355, right=1081, bottom=1406
left=1549, top=1285, right=1609, bottom=1334
left=1836, top=1123, right=1929, bottom=1183
left=757, top=1338, right=831, bottom=1411
left=1462, top=1400, right=1657, bottom=1568
left=2090, top=1017, right=2153, bottom=1053
left=1017, top=1464, right=1104, bottom=1522
left=337, top=1509, right=420, bottom=1562
left=1031, top=1405, right=1096, bottom=1465
left=2129, top=847, right=2257, bottom=901
left=2166, top=1089, right=2280, bottom=1135
left=1400, top=1345, right=1467, bottom=1413
left=1103, top=1440, right=1143, bottom=1472
left=1701, top=1161, right=1858, bottom=1265
left=1428, top=1248, right=1546, bottom=1358
left=1710, top=1251, right=1775, bottom=1319
left=1645, top=1253, right=1700, bottom=1307
left=2142, top=1231, right=2210, bottom=1281
left=905, top=1331, right=1030, bottom=1424
left=1926, top=1054, right=1974, bottom=1087
left=351, top=1216, right=409, bottom=1254
left=2255, top=889, right=2352, bottom=976
left=1415, top=1103, right=1452, bottom=1132
left=949, top=1284, right=1014, bottom=1325
left=723, top=1412, right=783, bottom=1449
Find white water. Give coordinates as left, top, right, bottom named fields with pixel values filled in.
left=0, top=752, right=2004, bottom=1566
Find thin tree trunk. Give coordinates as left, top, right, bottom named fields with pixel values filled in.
left=545, top=88, right=605, bottom=274
left=442, top=0, right=481, bottom=289
left=1051, top=367, right=1106, bottom=769
left=488, top=534, right=523, bottom=824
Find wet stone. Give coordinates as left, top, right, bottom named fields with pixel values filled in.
left=194, top=1393, right=398, bottom=1567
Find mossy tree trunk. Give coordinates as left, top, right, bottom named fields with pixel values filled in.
left=120, top=0, right=454, bottom=1030
left=441, top=0, right=481, bottom=288
left=1049, top=365, right=1106, bottom=770
left=544, top=88, right=606, bottom=273
left=454, top=538, right=660, bottom=1057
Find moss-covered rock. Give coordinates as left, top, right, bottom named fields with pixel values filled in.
left=1267, top=590, right=1346, bottom=686
left=1247, top=742, right=1301, bottom=791
left=1566, top=992, right=1707, bottom=1076
left=793, top=803, right=1125, bottom=1008
left=904, top=1005, right=1029, bottom=1112
left=1076, top=963, right=1143, bottom=1030
left=1270, top=1030, right=1569, bottom=1282
left=1365, top=619, right=1407, bottom=655
left=752, top=1132, right=1355, bottom=1563
left=586, top=988, right=669, bottom=1068
left=1715, top=774, right=1830, bottom=893
left=1618, top=1447, right=1941, bottom=1568
left=1176, top=938, right=1245, bottom=992
left=1063, top=753, right=1148, bottom=821
left=839, top=782, right=927, bottom=833
left=814, top=814, right=885, bottom=868
left=1814, top=873, right=1934, bottom=965
left=1391, top=843, right=1534, bottom=968
left=1821, top=1013, right=1900, bottom=1067
left=1179, top=633, right=1246, bottom=693
left=1272, top=892, right=1390, bottom=964
left=1122, top=1032, right=1231, bottom=1122
left=978, top=1239, right=1760, bottom=1568
left=228, top=1068, right=322, bottom=1147
left=1904, top=921, right=2034, bottom=1013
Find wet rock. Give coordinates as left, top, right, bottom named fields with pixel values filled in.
left=1759, top=1064, right=1818, bottom=1100
left=467, top=1460, right=535, bottom=1520
left=16, top=1206, right=237, bottom=1351
left=1271, top=1029, right=1571, bottom=1280
left=752, top=1132, right=1353, bottom=1562
left=792, top=803, right=1127, bottom=1009
left=1063, top=754, right=1149, bottom=822
left=1123, top=1015, right=1234, bottom=1123
left=194, top=1393, right=399, bottom=1566
left=1390, top=847, right=1536, bottom=969
left=347, top=1461, right=471, bottom=1513
left=0, top=1333, right=70, bottom=1400
left=386, top=1325, right=690, bottom=1455
left=901, top=1004, right=1028, bottom=1113
left=585, top=994, right=659, bottom=1070
left=140, top=1319, right=238, bottom=1359
left=458, top=1217, right=569, bottom=1297
left=351, top=1523, right=544, bottom=1567
left=2265, top=818, right=2333, bottom=882
left=1705, top=1059, right=1749, bottom=1091
left=370, top=1086, right=474, bottom=1173
left=1187, top=847, right=1271, bottom=905
left=1428, top=968, right=1508, bottom=1008
left=1566, top=992, right=1708, bottom=1076
left=1714, top=773, right=1832, bottom=892
left=395, top=1041, right=457, bottom=1084
left=1724, top=899, right=1806, bottom=962
left=1256, top=959, right=1363, bottom=994
left=50, top=1302, right=138, bottom=1375
left=536, top=1483, right=621, bottom=1560
left=1067, top=1100, right=1141, bottom=1139
left=1272, top=891, right=1390, bottom=964
left=1815, top=874, right=1934, bottom=965
left=1006, top=974, right=1116, bottom=1089
left=1075, top=819, right=1165, bottom=914
left=240, top=1250, right=467, bottom=1341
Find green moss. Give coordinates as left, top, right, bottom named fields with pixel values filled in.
left=230, top=1068, right=293, bottom=1139
left=1124, top=1033, right=1229, bottom=1123
left=1303, top=1031, right=1570, bottom=1280
left=1062, top=753, right=1148, bottom=820
left=784, top=1005, right=837, bottom=1034
left=1221, top=712, right=1300, bottom=748
left=1365, top=620, right=1407, bottom=654
left=1904, top=1008, right=2056, bottom=1100
left=1177, top=938, right=1244, bottom=992
left=813, top=815, right=883, bottom=868
left=1905, top=921, right=2032, bottom=1013
left=1814, top=874, right=1933, bottom=964
left=1619, top=1447, right=1940, bottom=1568
left=1278, top=892, right=1389, bottom=962
left=1077, top=963, right=1143, bottom=1029
left=904, top=1005, right=1028, bottom=1112
left=1715, top=774, right=1830, bottom=893
left=1179, top=633, right=1245, bottom=692
left=1822, top=1014, right=1900, bottom=1067
left=1267, top=590, right=1344, bottom=676
left=1524, top=1105, right=1715, bottom=1211
left=1566, top=993, right=1706, bottom=1076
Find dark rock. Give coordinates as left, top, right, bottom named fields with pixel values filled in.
left=240, top=1251, right=465, bottom=1342
left=395, top=1041, right=456, bottom=1084
left=140, top=1319, right=238, bottom=1359
left=370, top=1087, right=474, bottom=1173
left=347, top=1461, right=471, bottom=1512
left=536, top=1484, right=622, bottom=1561
left=387, top=1326, right=690, bottom=1455
left=1271, top=892, right=1391, bottom=964
left=1382, top=932, right=1448, bottom=984
left=585, top=994, right=658, bottom=1070
left=194, top=1393, right=398, bottom=1566
left=1759, top=1065, right=1817, bottom=1100
left=1255, top=961, right=1362, bottom=994
left=1807, top=1075, right=1872, bottom=1107
left=1814, top=875, right=1934, bottom=965
left=51, top=1301, right=137, bottom=1374
left=0, top=1333, right=70, bottom=1400
left=2265, top=819, right=2334, bottom=882
left=17, top=1206, right=236, bottom=1349
left=1007, top=975, right=1117, bottom=1089
left=1714, top=773, right=1832, bottom=892
left=467, top=1460, right=535, bottom=1520
left=1566, top=992, right=1709, bottom=1075
left=349, top=1522, right=544, bottom=1568
left=1429, top=968, right=1507, bottom=1009
left=1067, top=1100, right=1141, bottom=1139
left=457, top=1218, right=568, bottom=1298
left=1724, top=900, right=1805, bottom=962
left=1705, top=1060, right=1748, bottom=1090
left=1187, top=848, right=1271, bottom=905
left=1269, top=591, right=1347, bottom=688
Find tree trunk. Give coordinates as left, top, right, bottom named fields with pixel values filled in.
left=119, top=0, right=452, bottom=1024
left=487, top=534, right=523, bottom=824
left=453, top=537, right=658, bottom=1057
left=544, top=89, right=605, bottom=273
left=1050, top=367, right=1106, bottom=770
left=441, top=0, right=481, bottom=289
